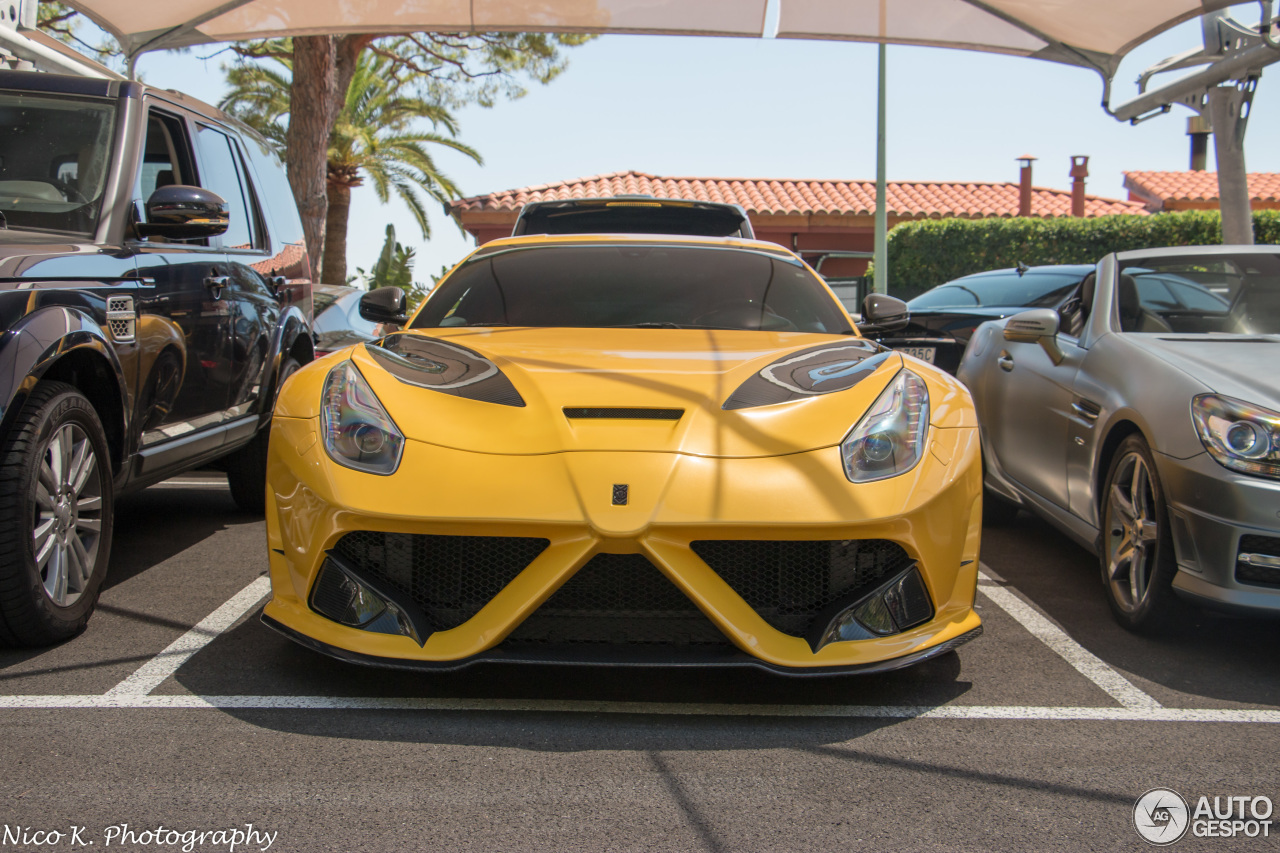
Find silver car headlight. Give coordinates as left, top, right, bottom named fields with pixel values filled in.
left=321, top=360, right=405, bottom=475
left=1192, top=394, right=1280, bottom=479
left=840, top=369, right=930, bottom=483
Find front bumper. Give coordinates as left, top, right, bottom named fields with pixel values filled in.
left=1161, top=451, right=1280, bottom=615
left=264, top=416, right=984, bottom=671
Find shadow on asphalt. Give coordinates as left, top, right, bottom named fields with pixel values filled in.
left=104, top=482, right=258, bottom=592
left=982, top=512, right=1280, bottom=708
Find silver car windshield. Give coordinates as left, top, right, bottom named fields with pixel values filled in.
left=0, top=91, right=116, bottom=236
left=1117, top=253, right=1280, bottom=335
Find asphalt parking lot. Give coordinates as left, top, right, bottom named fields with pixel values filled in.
left=2, top=475, right=1278, bottom=852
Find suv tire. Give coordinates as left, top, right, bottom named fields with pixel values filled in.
left=0, top=382, right=113, bottom=647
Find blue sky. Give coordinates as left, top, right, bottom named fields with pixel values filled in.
left=134, top=5, right=1280, bottom=284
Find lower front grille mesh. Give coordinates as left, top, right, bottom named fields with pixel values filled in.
left=1236, top=534, right=1280, bottom=587
left=331, top=532, right=550, bottom=633
left=502, top=553, right=732, bottom=647
left=691, top=539, right=916, bottom=638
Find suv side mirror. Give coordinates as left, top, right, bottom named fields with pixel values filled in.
left=857, top=293, right=910, bottom=334
left=359, top=287, right=407, bottom=327
left=1003, top=308, right=1064, bottom=364
left=137, top=185, right=229, bottom=240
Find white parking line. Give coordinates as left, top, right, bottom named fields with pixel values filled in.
left=0, top=694, right=1276, bottom=723
left=103, top=577, right=271, bottom=697
left=13, top=563, right=1262, bottom=722
left=977, top=569, right=1162, bottom=710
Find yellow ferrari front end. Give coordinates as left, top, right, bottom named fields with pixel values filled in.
left=263, top=234, right=982, bottom=674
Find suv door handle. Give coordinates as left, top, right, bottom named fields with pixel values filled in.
left=204, top=274, right=229, bottom=300
left=997, top=352, right=1014, bottom=372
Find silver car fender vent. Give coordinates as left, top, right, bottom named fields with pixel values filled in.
left=105, top=295, right=136, bottom=343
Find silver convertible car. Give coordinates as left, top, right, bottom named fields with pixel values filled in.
left=958, top=245, right=1280, bottom=630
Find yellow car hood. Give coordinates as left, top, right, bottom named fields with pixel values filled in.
left=329, top=327, right=918, bottom=459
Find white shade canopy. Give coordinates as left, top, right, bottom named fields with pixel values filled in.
left=67, top=0, right=1238, bottom=79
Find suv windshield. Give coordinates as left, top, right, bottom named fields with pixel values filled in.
left=411, top=243, right=853, bottom=334
left=1119, top=253, right=1280, bottom=334
left=0, top=91, right=116, bottom=236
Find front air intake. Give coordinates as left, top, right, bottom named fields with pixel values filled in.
left=563, top=407, right=683, bottom=420
left=502, top=553, right=731, bottom=646
left=330, top=532, right=550, bottom=632
left=691, top=539, right=916, bottom=639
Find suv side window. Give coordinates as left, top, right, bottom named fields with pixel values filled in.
left=134, top=111, right=195, bottom=206
left=194, top=124, right=259, bottom=251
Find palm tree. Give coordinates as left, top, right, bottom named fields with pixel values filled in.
left=221, top=53, right=481, bottom=284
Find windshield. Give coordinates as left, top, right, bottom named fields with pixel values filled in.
left=1118, top=253, right=1280, bottom=335
left=0, top=91, right=116, bottom=236
left=411, top=243, right=854, bottom=334
left=908, top=271, right=1084, bottom=310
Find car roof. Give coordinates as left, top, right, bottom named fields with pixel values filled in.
left=314, top=283, right=362, bottom=297
left=472, top=232, right=798, bottom=260
left=0, top=70, right=269, bottom=149
left=1114, top=244, right=1280, bottom=261
left=512, top=196, right=754, bottom=240
left=949, top=264, right=1095, bottom=283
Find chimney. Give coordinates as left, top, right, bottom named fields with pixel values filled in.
left=1187, top=115, right=1211, bottom=171
left=1017, top=155, right=1037, bottom=217
left=1070, top=155, right=1089, bottom=217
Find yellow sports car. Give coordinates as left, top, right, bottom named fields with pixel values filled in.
left=262, top=233, right=983, bottom=674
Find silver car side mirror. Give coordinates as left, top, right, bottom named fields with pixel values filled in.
left=1003, top=308, right=1064, bottom=365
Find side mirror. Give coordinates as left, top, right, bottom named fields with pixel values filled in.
left=359, top=286, right=407, bottom=327
left=857, top=293, right=910, bottom=334
left=1003, top=308, right=1064, bottom=364
left=137, top=185, right=229, bottom=240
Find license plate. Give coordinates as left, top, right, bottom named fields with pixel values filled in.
left=900, top=346, right=936, bottom=363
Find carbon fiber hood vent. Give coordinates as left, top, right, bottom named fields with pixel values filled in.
left=723, top=341, right=891, bottom=410
left=366, top=337, right=525, bottom=407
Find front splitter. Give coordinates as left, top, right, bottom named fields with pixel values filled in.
left=262, top=614, right=982, bottom=678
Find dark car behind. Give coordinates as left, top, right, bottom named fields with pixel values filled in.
left=874, top=265, right=1094, bottom=373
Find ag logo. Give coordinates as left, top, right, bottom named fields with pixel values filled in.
left=1134, top=788, right=1190, bottom=845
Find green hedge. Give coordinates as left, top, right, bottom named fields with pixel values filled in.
left=881, top=210, right=1280, bottom=299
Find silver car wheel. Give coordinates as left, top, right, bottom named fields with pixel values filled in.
left=33, top=423, right=104, bottom=607
left=1104, top=450, right=1160, bottom=612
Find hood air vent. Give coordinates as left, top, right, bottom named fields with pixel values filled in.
left=564, top=407, right=683, bottom=420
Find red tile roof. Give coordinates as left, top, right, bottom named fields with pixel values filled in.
left=451, top=170, right=1148, bottom=219
left=1124, top=170, right=1280, bottom=204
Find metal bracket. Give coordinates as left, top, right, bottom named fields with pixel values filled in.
left=1107, top=7, right=1280, bottom=124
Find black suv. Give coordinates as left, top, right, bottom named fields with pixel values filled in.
left=0, top=70, right=314, bottom=646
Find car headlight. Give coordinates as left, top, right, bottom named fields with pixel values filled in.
left=321, top=360, right=405, bottom=475
left=840, top=369, right=930, bottom=483
left=1191, top=394, right=1280, bottom=479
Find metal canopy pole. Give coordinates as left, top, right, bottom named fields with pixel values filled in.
left=1108, top=5, right=1280, bottom=246
left=874, top=43, right=888, bottom=294
left=1207, top=84, right=1255, bottom=244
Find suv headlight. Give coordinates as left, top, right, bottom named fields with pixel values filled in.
left=1192, top=394, right=1280, bottom=479
left=321, top=360, right=405, bottom=475
left=841, top=369, right=930, bottom=483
